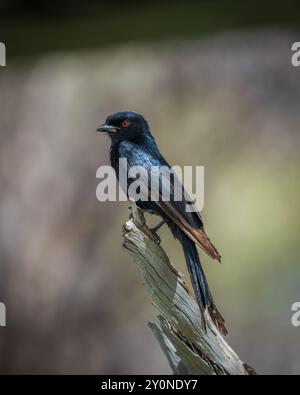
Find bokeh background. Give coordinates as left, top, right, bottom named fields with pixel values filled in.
left=0, top=0, right=300, bottom=375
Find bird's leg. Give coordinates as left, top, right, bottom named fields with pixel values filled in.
left=140, top=208, right=155, bottom=215
left=149, top=219, right=165, bottom=245
left=151, top=219, right=165, bottom=233
left=139, top=210, right=146, bottom=227
left=128, top=204, right=164, bottom=244
left=128, top=206, right=134, bottom=221
left=136, top=208, right=155, bottom=226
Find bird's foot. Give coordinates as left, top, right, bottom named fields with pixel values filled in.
left=139, top=212, right=146, bottom=227
left=149, top=220, right=165, bottom=245
left=150, top=229, right=161, bottom=245
left=151, top=219, right=165, bottom=233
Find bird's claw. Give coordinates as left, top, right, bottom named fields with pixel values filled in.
left=150, top=230, right=161, bottom=245
left=139, top=212, right=146, bottom=227
left=149, top=219, right=165, bottom=245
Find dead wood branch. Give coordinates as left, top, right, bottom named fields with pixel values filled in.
left=122, top=199, right=256, bottom=375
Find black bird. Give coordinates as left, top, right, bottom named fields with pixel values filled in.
left=97, top=111, right=227, bottom=335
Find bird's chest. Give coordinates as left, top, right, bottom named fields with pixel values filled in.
left=110, top=143, right=148, bottom=200
left=110, top=145, right=129, bottom=182
left=110, top=146, right=120, bottom=173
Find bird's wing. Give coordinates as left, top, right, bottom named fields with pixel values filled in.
left=120, top=142, right=221, bottom=262
left=154, top=170, right=221, bottom=262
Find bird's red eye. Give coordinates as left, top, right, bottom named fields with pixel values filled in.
left=121, top=120, right=129, bottom=128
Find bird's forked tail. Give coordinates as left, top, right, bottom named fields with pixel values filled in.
left=179, top=230, right=228, bottom=336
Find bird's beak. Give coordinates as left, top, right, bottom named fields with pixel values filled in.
left=96, top=123, right=119, bottom=133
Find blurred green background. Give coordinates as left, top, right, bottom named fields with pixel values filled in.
left=0, top=0, right=300, bottom=375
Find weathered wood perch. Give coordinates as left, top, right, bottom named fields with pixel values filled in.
left=122, top=199, right=256, bottom=375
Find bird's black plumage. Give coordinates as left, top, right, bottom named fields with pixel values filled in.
left=97, top=111, right=227, bottom=335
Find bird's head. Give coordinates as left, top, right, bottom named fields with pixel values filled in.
left=97, top=111, right=150, bottom=143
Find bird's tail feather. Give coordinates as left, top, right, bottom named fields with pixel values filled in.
left=179, top=230, right=228, bottom=336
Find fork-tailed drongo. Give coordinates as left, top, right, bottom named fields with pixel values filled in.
left=97, top=111, right=227, bottom=335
